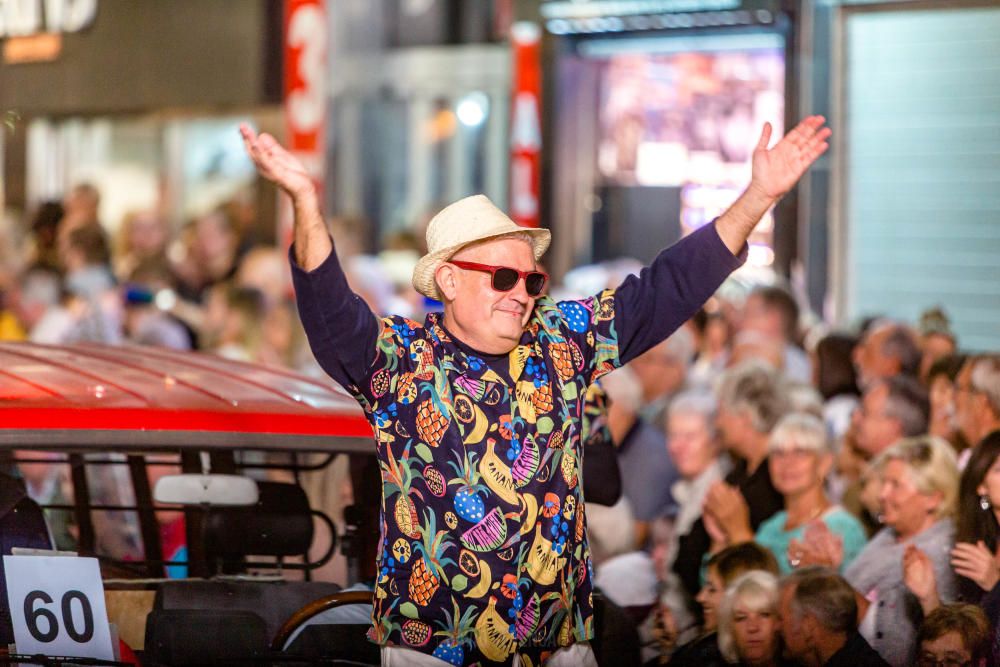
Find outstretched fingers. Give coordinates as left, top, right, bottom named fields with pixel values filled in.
left=755, top=122, right=773, bottom=151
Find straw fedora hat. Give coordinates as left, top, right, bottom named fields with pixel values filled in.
left=411, top=194, right=551, bottom=301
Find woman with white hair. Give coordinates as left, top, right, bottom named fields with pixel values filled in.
left=757, top=413, right=867, bottom=573
left=842, top=435, right=960, bottom=666
left=716, top=570, right=790, bottom=666
left=701, top=413, right=867, bottom=575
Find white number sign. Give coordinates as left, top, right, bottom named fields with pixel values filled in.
left=2, top=556, right=114, bottom=660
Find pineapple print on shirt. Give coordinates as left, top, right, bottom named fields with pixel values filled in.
left=345, top=291, right=619, bottom=665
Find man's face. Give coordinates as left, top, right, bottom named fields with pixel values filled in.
left=856, top=383, right=903, bottom=458
left=954, top=363, right=981, bottom=445
left=741, top=294, right=783, bottom=341
left=853, top=326, right=895, bottom=389
left=778, top=586, right=808, bottom=660
left=438, top=238, right=537, bottom=355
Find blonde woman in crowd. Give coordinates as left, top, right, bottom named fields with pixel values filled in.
left=842, top=436, right=960, bottom=666
left=713, top=413, right=867, bottom=574
left=716, top=570, right=792, bottom=666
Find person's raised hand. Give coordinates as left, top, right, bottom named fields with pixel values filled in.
left=750, top=115, right=831, bottom=201
left=704, top=482, right=753, bottom=544
left=903, top=544, right=940, bottom=614
left=951, top=541, right=1000, bottom=592
left=789, top=521, right=844, bottom=569
left=240, top=124, right=315, bottom=200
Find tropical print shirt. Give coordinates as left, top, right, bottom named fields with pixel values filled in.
left=291, top=222, right=744, bottom=666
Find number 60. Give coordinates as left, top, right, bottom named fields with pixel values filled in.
left=24, top=590, right=94, bottom=643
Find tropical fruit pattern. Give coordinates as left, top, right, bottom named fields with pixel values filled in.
left=333, top=292, right=620, bottom=664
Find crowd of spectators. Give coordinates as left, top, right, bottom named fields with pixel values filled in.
left=2, top=184, right=999, bottom=666
left=576, top=255, right=999, bottom=666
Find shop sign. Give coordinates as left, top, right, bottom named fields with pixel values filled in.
left=509, top=22, right=542, bottom=229
left=0, top=0, right=97, bottom=38
left=282, top=0, right=327, bottom=244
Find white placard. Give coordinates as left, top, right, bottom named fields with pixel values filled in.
left=2, top=556, right=114, bottom=660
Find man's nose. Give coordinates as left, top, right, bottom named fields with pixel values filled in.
left=507, top=278, right=531, bottom=303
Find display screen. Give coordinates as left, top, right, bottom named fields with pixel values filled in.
left=589, top=32, right=784, bottom=242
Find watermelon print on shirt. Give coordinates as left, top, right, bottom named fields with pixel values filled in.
left=290, top=222, right=745, bottom=666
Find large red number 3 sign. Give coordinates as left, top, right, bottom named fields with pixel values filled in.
left=286, top=1, right=326, bottom=140
left=282, top=0, right=327, bottom=243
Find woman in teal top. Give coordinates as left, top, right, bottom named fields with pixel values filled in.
left=757, top=412, right=867, bottom=573
left=711, top=412, right=868, bottom=574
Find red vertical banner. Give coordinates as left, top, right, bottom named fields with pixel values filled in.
left=509, top=22, right=542, bottom=229
left=282, top=0, right=327, bottom=245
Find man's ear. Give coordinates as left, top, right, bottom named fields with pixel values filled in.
left=436, top=263, right=459, bottom=302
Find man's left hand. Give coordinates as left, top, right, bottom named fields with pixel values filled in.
left=749, top=115, right=831, bottom=201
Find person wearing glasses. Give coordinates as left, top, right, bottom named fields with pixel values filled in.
left=240, top=117, right=829, bottom=667
left=954, top=355, right=1000, bottom=452
left=703, top=412, right=868, bottom=575
left=917, top=604, right=990, bottom=667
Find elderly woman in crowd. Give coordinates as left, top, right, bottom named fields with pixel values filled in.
left=654, top=391, right=728, bottom=574
left=716, top=570, right=792, bottom=666
left=668, top=543, right=778, bottom=666
left=917, top=604, right=991, bottom=667
left=842, top=435, right=960, bottom=666
left=677, top=362, right=786, bottom=600
left=648, top=391, right=729, bottom=654
left=715, top=413, right=868, bottom=574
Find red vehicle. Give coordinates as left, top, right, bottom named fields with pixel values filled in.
left=0, top=341, right=379, bottom=666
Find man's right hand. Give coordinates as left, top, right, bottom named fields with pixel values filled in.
left=240, top=124, right=315, bottom=201
left=240, top=123, right=331, bottom=269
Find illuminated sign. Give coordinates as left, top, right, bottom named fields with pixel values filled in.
left=0, top=0, right=97, bottom=38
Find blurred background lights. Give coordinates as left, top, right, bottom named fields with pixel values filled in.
left=456, top=92, right=489, bottom=127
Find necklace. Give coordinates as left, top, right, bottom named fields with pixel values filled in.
left=785, top=500, right=829, bottom=531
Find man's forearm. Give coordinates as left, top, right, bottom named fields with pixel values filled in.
left=714, top=183, right=779, bottom=256
left=292, top=187, right=334, bottom=271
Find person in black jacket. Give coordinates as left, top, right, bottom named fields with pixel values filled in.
left=0, top=472, right=55, bottom=646
left=673, top=361, right=787, bottom=601
left=778, top=567, right=888, bottom=667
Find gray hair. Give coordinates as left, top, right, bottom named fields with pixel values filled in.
left=880, top=375, right=930, bottom=437
left=785, top=382, right=824, bottom=420
left=874, top=435, right=959, bottom=520
left=768, top=412, right=829, bottom=456
left=449, top=231, right=536, bottom=261
left=782, top=567, right=857, bottom=635
left=641, top=327, right=696, bottom=368
left=717, top=570, right=779, bottom=663
left=969, top=354, right=1000, bottom=417
left=667, top=390, right=718, bottom=435
left=873, top=319, right=922, bottom=377
left=717, top=360, right=789, bottom=434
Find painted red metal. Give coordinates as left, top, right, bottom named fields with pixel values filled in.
left=0, top=342, right=372, bottom=441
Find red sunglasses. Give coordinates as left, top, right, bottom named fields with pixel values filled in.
left=448, top=260, right=548, bottom=297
